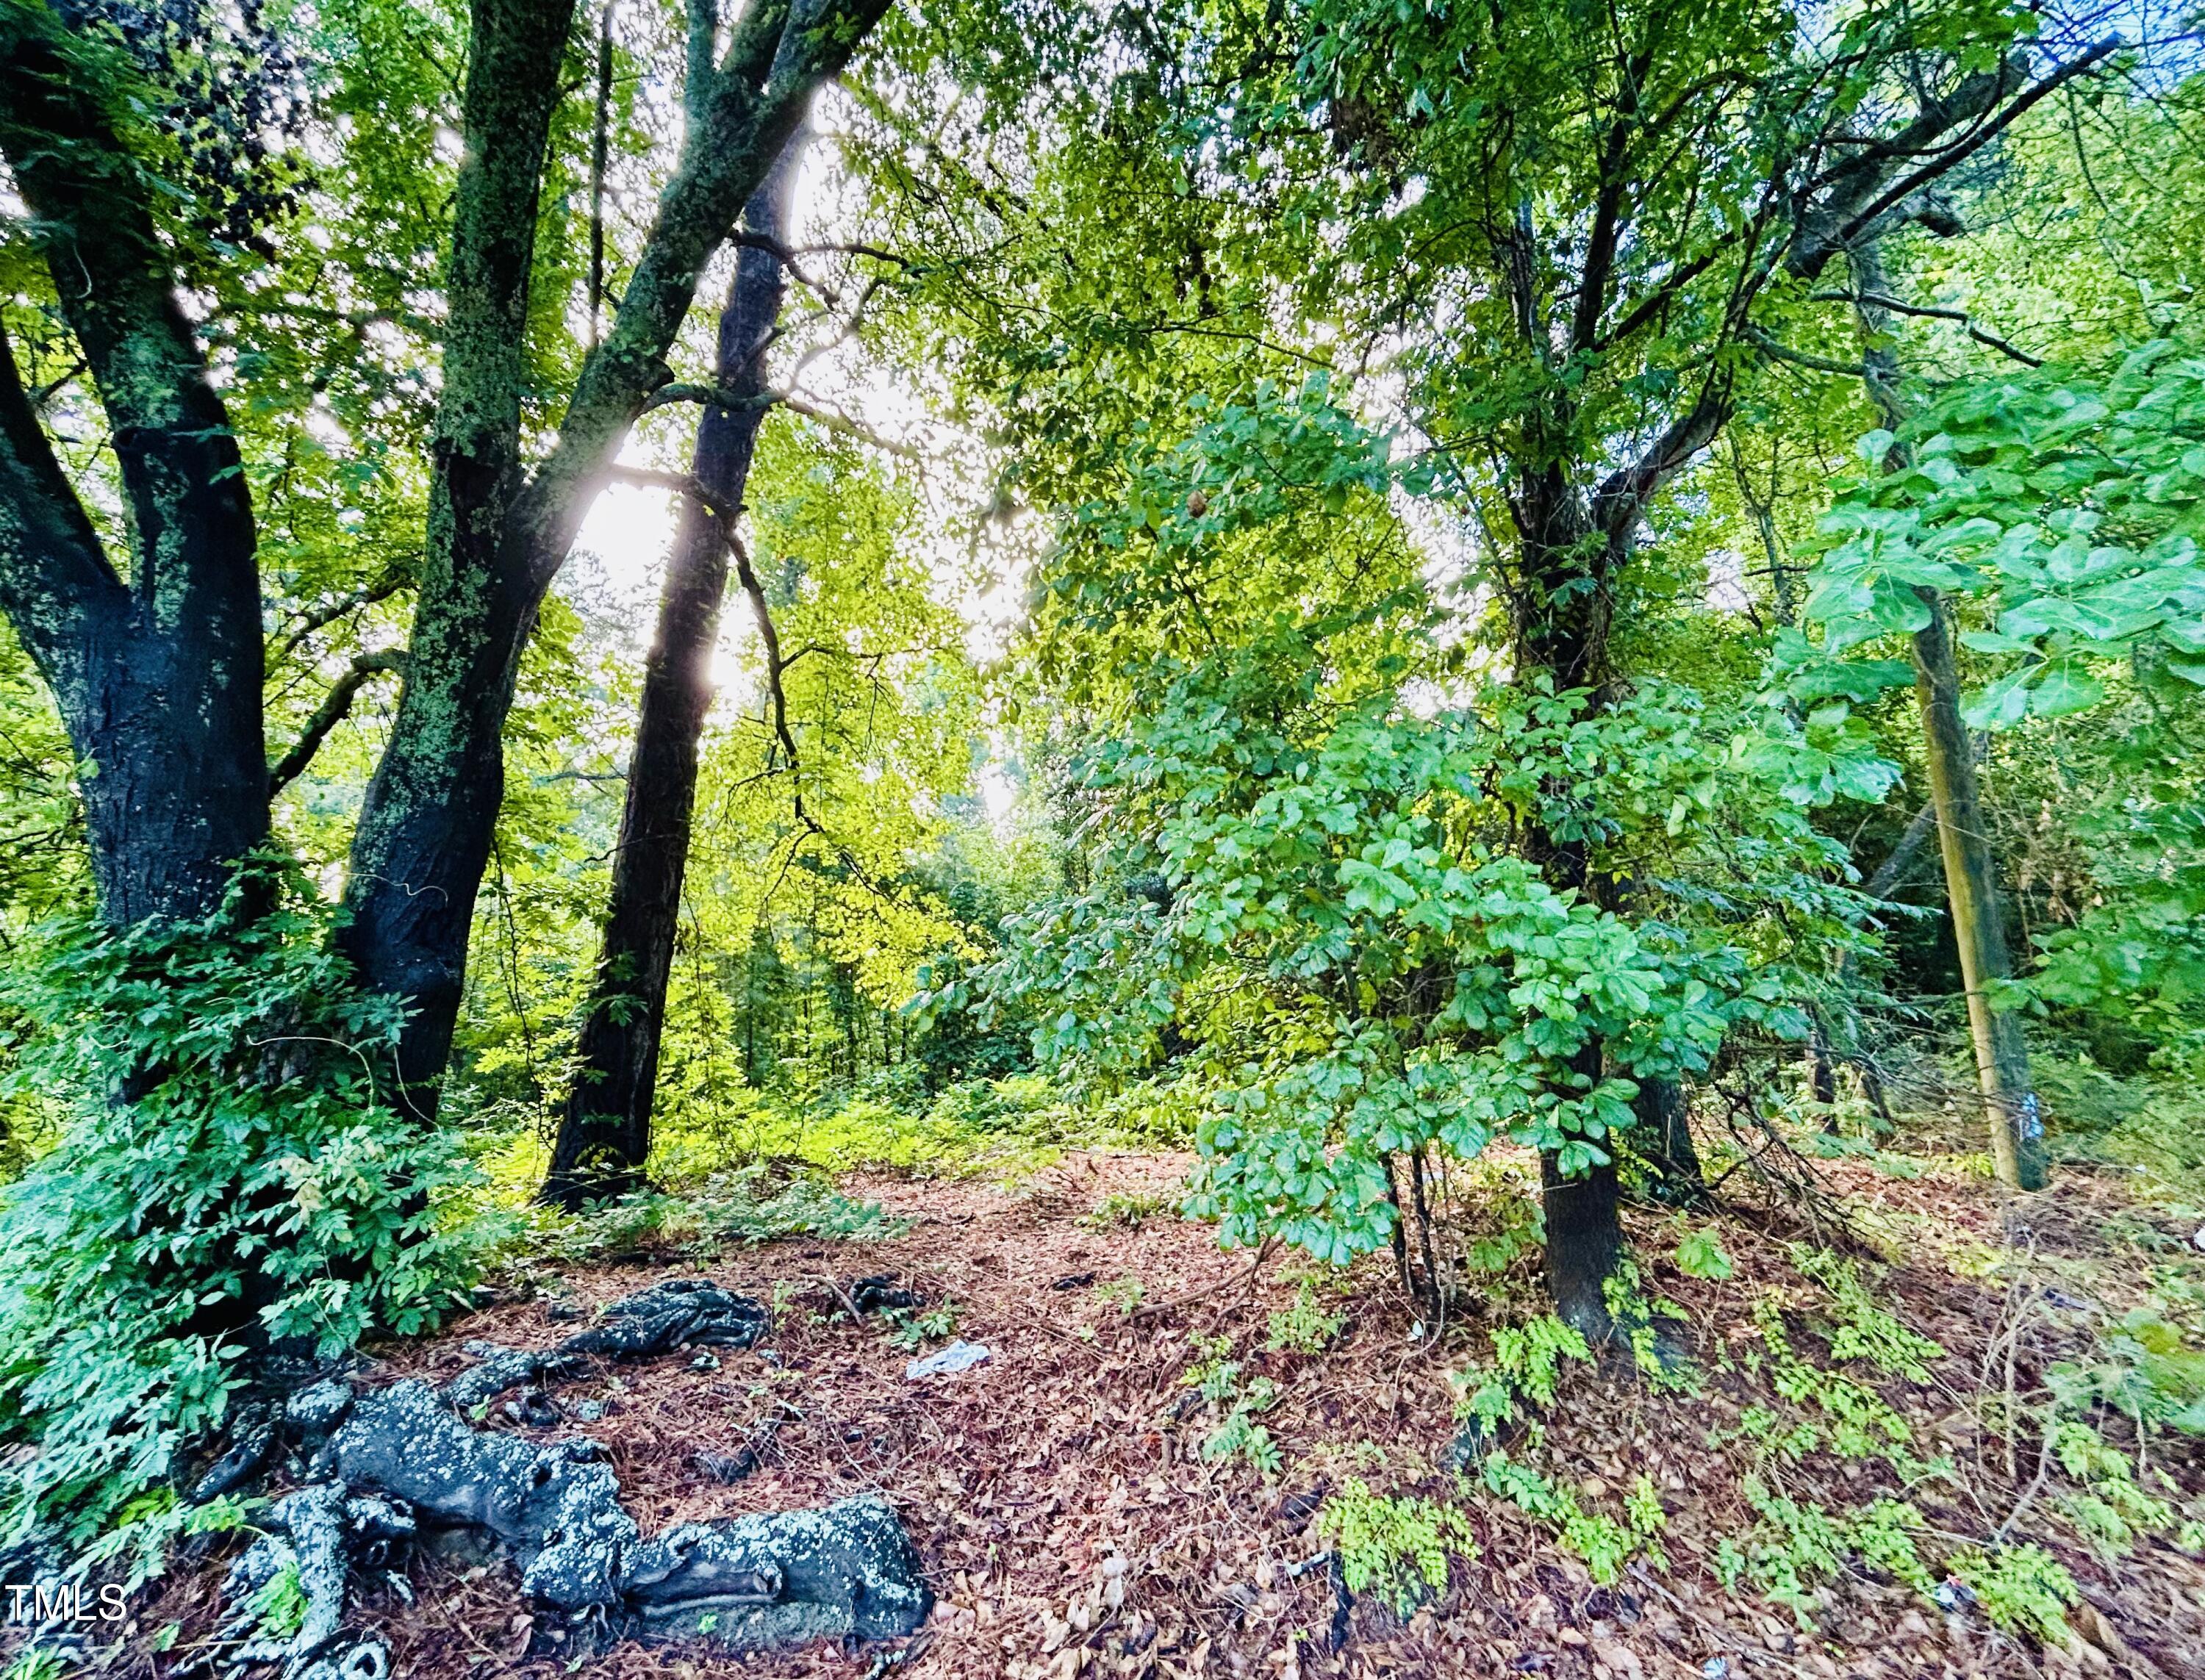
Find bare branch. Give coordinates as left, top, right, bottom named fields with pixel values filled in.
left=1808, top=291, right=2043, bottom=367
left=1836, top=40, right=2123, bottom=248
left=268, top=567, right=415, bottom=667
left=268, top=650, right=406, bottom=794
left=639, top=382, right=920, bottom=459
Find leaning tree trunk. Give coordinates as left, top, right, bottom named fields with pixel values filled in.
left=337, top=0, right=888, bottom=1121
left=0, top=15, right=270, bottom=932
left=1850, top=247, right=2046, bottom=1193
left=542, top=138, right=803, bottom=1209
left=1912, top=598, right=2046, bottom=1188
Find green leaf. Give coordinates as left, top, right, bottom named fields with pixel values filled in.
left=1962, top=667, right=2033, bottom=731
left=2029, top=660, right=2106, bottom=719
left=1674, top=1227, right=1735, bottom=1280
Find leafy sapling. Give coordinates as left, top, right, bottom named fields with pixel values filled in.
left=1266, top=1278, right=1347, bottom=1354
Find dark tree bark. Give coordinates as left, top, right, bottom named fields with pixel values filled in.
left=1541, top=1144, right=1625, bottom=1341
left=1633, top=1074, right=1711, bottom=1210
left=1466, top=34, right=2102, bottom=1332
left=0, top=9, right=268, bottom=930
left=2, top=0, right=889, bottom=1143
left=337, top=0, right=890, bottom=1117
left=542, top=136, right=804, bottom=1209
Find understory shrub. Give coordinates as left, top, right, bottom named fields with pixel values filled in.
left=515, top=1166, right=908, bottom=1262
left=0, top=864, right=486, bottom=1547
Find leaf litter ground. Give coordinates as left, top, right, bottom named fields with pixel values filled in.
left=119, top=1148, right=2205, bottom=1680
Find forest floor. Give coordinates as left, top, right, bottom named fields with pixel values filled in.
left=126, top=1144, right=2205, bottom=1680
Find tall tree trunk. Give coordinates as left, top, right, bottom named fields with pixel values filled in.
left=1851, top=248, right=2046, bottom=1193
left=0, top=14, right=269, bottom=931
left=1514, top=488, right=1636, bottom=1336
left=338, top=0, right=889, bottom=1119
left=542, top=137, right=802, bottom=1208
left=335, top=0, right=582, bottom=1113
left=1913, top=599, right=2046, bottom=1188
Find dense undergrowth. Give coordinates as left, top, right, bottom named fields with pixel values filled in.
left=0, top=869, right=487, bottom=1554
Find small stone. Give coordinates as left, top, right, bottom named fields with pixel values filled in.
left=573, top=1400, right=606, bottom=1423
left=689, top=1351, right=720, bottom=1372
left=1933, top=1579, right=1976, bottom=1615
left=906, top=1340, right=992, bottom=1380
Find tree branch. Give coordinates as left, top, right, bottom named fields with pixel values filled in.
left=269, top=651, right=407, bottom=794
left=1807, top=291, right=2043, bottom=367
left=639, top=381, right=919, bottom=458
left=1741, top=325, right=1870, bottom=377
left=512, top=0, right=894, bottom=595
left=268, top=568, right=415, bottom=667
left=1591, top=376, right=1734, bottom=542
left=0, top=321, right=123, bottom=703
left=1865, top=800, right=1937, bottom=900
left=1836, top=41, right=2121, bottom=248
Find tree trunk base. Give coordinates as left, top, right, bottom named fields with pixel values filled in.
left=1541, top=1149, right=1625, bottom=1342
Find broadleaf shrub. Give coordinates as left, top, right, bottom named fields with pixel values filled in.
left=0, top=864, right=487, bottom=1546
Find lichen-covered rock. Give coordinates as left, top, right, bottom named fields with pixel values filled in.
left=294, top=1378, right=928, bottom=1650
left=221, top=1482, right=414, bottom=1674
left=442, top=1344, right=585, bottom=1410
left=440, top=1278, right=767, bottom=1409
left=287, top=1377, right=359, bottom=1443
left=234, top=1282, right=920, bottom=1665
left=620, top=1495, right=930, bottom=1650
left=553, top=1277, right=769, bottom=1358
left=329, top=1379, right=636, bottom=1610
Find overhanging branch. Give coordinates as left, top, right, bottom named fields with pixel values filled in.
left=1742, top=326, right=1871, bottom=378
left=1808, top=291, right=2043, bottom=367
left=639, top=381, right=919, bottom=459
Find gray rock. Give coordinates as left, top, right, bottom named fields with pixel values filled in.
left=905, top=1340, right=990, bottom=1380
left=221, top=1482, right=415, bottom=1676
left=265, top=1376, right=929, bottom=1654
left=329, top=1379, right=635, bottom=1611
left=443, top=1345, right=587, bottom=1410
left=560, top=1278, right=768, bottom=1358
left=189, top=1408, right=276, bottom=1504
left=286, top=1379, right=358, bottom=1443
left=620, top=1496, right=928, bottom=1649
left=292, top=1637, right=390, bottom=1680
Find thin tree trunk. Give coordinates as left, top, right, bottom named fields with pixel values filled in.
left=542, top=137, right=803, bottom=1207
left=1913, top=597, right=2046, bottom=1188
left=1850, top=248, right=2046, bottom=1193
